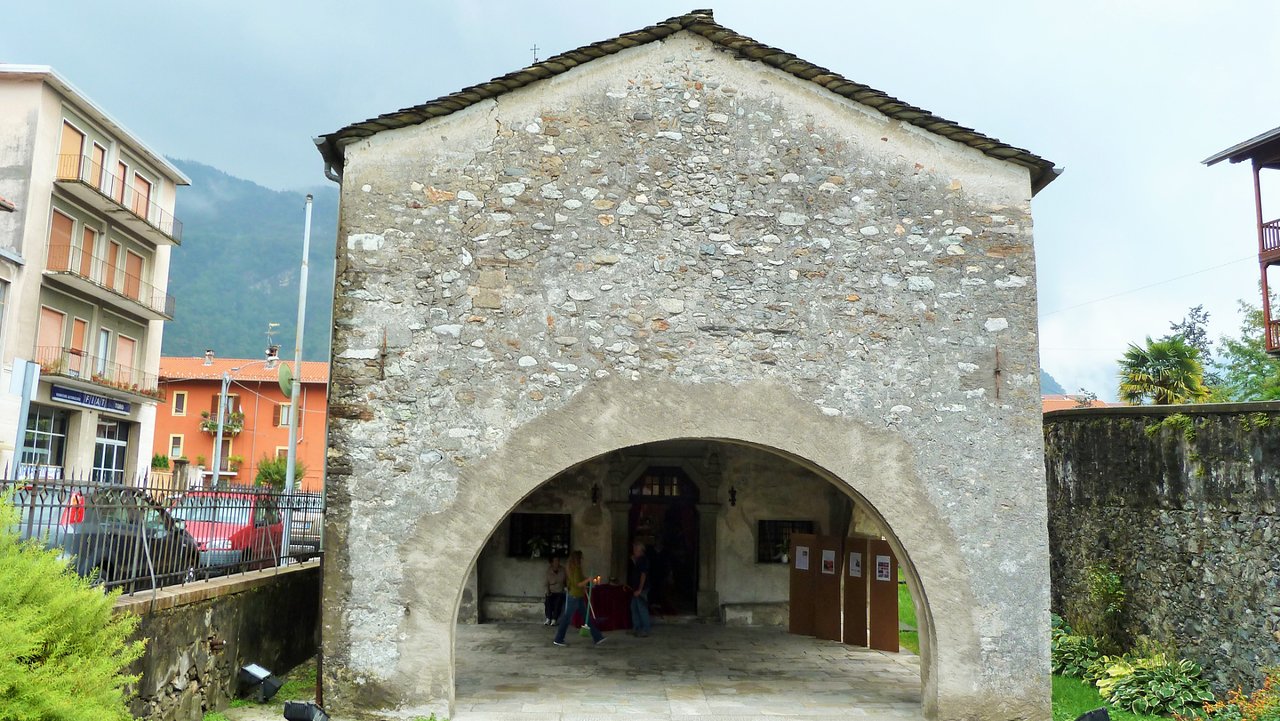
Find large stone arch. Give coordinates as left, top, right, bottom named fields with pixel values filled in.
left=389, top=378, right=989, bottom=719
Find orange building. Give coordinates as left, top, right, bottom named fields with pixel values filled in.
left=153, top=357, right=328, bottom=492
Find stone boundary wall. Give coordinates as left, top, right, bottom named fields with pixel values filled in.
left=117, top=561, right=321, bottom=721
left=1045, top=403, right=1280, bottom=692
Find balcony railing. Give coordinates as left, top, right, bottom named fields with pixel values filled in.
left=35, top=345, right=164, bottom=402
left=55, top=154, right=183, bottom=243
left=1268, top=319, right=1280, bottom=355
left=1263, top=219, right=1280, bottom=256
left=45, top=243, right=175, bottom=318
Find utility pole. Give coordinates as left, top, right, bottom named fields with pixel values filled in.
left=281, top=194, right=312, bottom=562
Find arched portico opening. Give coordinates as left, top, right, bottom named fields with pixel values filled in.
left=373, top=379, right=1027, bottom=720
left=455, top=436, right=932, bottom=718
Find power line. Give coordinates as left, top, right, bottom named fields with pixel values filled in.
left=1039, top=255, right=1254, bottom=317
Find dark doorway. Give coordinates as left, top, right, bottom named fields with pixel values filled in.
left=628, top=467, right=699, bottom=615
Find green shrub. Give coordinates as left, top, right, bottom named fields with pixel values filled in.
left=1052, top=613, right=1073, bottom=637
left=1196, top=668, right=1280, bottom=721
left=1053, top=633, right=1103, bottom=678
left=254, top=455, right=307, bottom=491
left=150, top=454, right=170, bottom=470
left=1097, top=654, right=1213, bottom=717
left=0, top=499, right=144, bottom=720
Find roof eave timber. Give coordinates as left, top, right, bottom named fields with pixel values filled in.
left=316, top=9, right=1058, bottom=195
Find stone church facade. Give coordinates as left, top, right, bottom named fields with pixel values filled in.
left=316, top=10, right=1058, bottom=720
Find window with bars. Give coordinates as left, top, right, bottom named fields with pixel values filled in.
left=507, top=513, right=571, bottom=559
left=756, top=519, right=815, bottom=563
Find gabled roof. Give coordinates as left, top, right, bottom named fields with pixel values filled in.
left=1203, top=125, right=1280, bottom=170
left=316, top=9, right=1059, bottom=194
left=159, top=357, right=329, bottom=384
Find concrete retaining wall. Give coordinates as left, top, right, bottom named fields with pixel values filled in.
left=118, top=562, right=321, bottom=721
left=1045, top=404, right=1280, bottom=692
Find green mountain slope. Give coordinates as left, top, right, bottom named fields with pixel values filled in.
left=162, top=159, right=337, bottom=361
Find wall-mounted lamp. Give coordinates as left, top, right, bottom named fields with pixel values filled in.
left=729, top=486, right=737, bottom=507
left=590, top=484, right=600, bottom=505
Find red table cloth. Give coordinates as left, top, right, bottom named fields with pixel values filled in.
left=569, top=584, right=632, bottom=632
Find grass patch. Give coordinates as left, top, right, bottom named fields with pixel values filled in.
left=898, top=581, right=918, bottom=654
left=1051, top=674, right=1169, bottom=721
left=202, top=713, right=229, bottom=721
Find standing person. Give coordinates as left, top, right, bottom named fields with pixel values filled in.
left=553, top=550, right=605, bottom=647
left=627, top=541, right=652, bottom=637
left=543, top=556, right=566, bottom=626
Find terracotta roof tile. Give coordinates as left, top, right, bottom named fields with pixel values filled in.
left=316, top=9, right=1059, bottom=194
left=159, top=357, right=329, bottom=384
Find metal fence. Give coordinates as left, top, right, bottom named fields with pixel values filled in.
left=1, top=469, right=322, bottom=595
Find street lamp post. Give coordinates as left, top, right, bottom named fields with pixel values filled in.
left=280, top=195, right=313, bottom=564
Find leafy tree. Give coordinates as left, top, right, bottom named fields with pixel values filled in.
left=1117, top=336, right=1211, bottom=405
left=1213, top=300, right=1280, bottom=401
left=0, top=501, right=144, bottom=721
left=1073, top=388, right=1098, bottom=408
left=1166, top=305, right=1223, bottom=388
left=254, top=455, right=307, bottom=491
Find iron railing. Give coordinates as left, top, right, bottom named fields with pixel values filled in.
left=45, top=243, right=175, bottom=317
left=35, top=345, right=164, bottom=401
left=54, top=154, right=183, bottom=242
left=2, top=470, right=323, bottom=595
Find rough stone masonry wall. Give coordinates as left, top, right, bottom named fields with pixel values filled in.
left=326, top=32, right=1047, bottom=719
left=123, top=565, right=320, bottom=721
left=1045, top=405, right=1280, bottom=693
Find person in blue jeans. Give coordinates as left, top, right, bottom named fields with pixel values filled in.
left=627, top=541, right=652, bottom=637
left=553, top=550, right=605, bottom=646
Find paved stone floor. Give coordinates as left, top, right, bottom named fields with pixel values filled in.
left=453, top=622, right=923, bottom=720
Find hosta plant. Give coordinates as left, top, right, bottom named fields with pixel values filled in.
left=1098, top=653, right=1214, bottom=717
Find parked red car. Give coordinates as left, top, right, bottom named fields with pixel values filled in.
left=169, top=491, right=283, bottom=574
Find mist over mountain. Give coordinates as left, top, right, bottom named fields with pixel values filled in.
left=162, top=159, right=337, bottom=361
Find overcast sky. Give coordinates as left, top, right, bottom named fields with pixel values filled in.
left=5, top=1, right=1279, bottom=399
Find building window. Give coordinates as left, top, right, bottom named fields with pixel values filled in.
left=172, top=391, right=187, bottom=416
left=273, top=403, right=292, bottom=427
left=169, top=434, right=183, bottom=460
left=95, top=328, right=111, bottom=375
left=756, top=520, right=816, bottom=563
left=92, top=419, right=129, bottom=484
left=507, top=513, right=571, bottom=559
left=275, top=446, right=288, bottom=459
left=211, top=393, right=240, bottom=419
left=21, top=405, right=69, bottom=476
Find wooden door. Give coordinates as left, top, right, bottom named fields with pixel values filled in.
left=124, top=250, right=143, bottom=300
left=788, top=532, right=816, bottom=636
left=131, top=173, right=151, bottom=219
left=843, top=537, right=869, bottom=646
left=78, top=227, right=97, bottom=278
left=104, top=241, right=120, bottom=290
left=90, top=143, right=106, bottom=190
left=37, top=307, right=65, bottom=357
left=868, top=539, right=900, bottom=652
left=47, top=211, right=73, bottom=270
left=115, top=336, right=136, bottom=384
left=58, top=121, right=84, bottom=179
left=113, top=162, right=127, bottom=203
left=69, top=318, right=88, bottom=376
left=812, top=535, right=844, bottom=641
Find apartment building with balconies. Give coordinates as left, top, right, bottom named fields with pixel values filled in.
left=0, top=65, right=188, bottom=481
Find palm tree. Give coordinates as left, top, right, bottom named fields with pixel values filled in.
left=1117, top=336, right=1211, bottom=405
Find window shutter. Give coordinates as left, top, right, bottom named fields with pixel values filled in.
left=273, top=404, right=281, bottom=427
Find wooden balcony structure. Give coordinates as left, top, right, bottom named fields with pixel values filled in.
left=1205, top=127, right=1280, bottom=356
